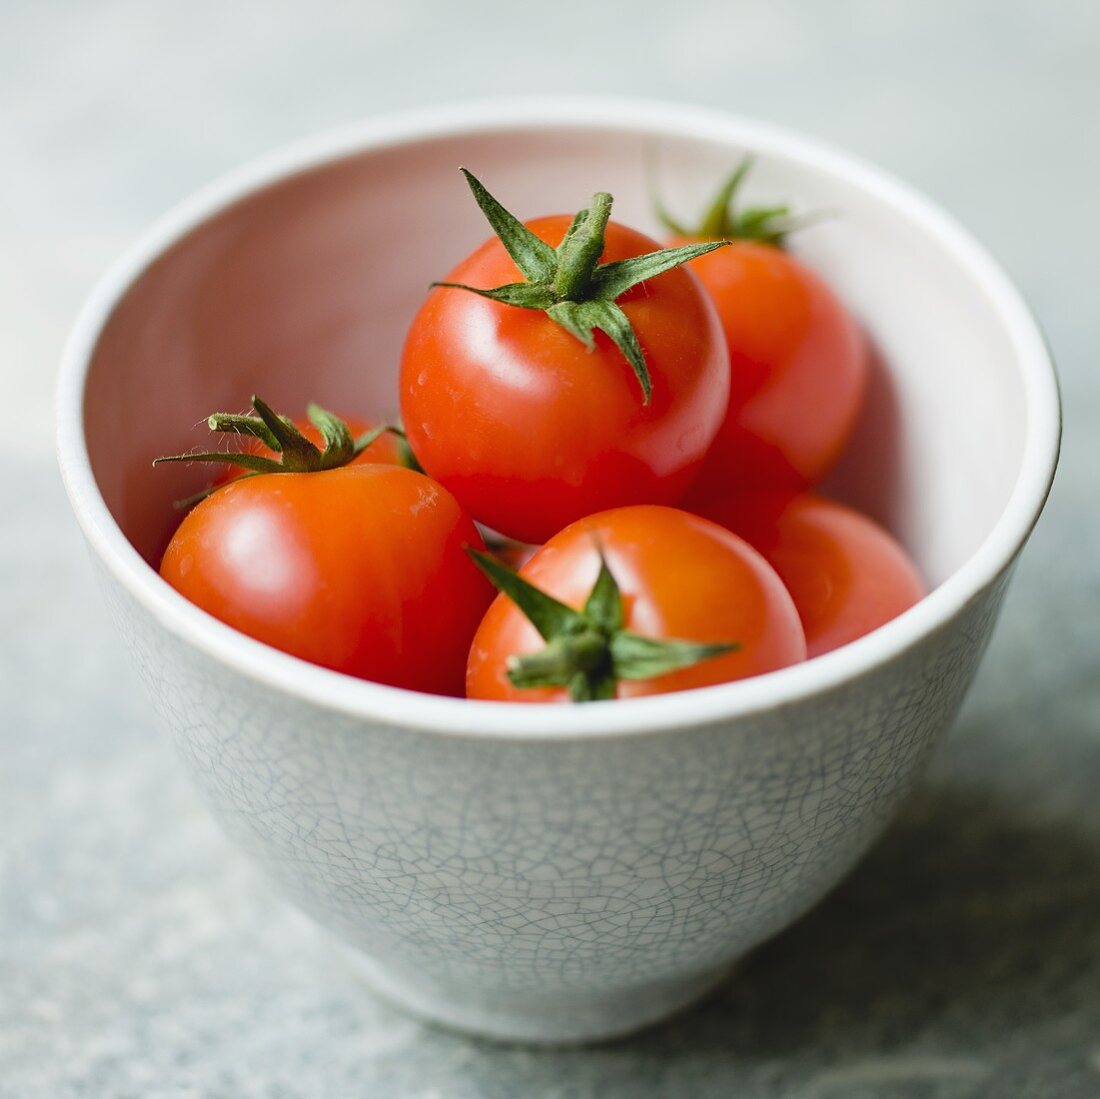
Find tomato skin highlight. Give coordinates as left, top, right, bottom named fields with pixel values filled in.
left=466, top=505, right=806, bottom=702
left=401, top=217, right=729, bottom=543
left=160, top=465, right=494, bottom=695
left=697, top=492, right=925, bottom=659
left=675, top=239, right=868, bottom=498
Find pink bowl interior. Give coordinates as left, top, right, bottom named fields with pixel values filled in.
left=83, top=122, right=1030, bottom=588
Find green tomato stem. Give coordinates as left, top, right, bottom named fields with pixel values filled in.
left=434, top=171, right=729, bottom=404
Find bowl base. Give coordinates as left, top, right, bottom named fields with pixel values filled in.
left=343, top=949, right=735, bottom=1046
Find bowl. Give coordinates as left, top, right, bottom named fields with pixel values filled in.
left=56, top=98, right=1060, bottom=1044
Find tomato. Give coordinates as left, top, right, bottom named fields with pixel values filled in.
left=697, top=491, right=925, bottom=658
left=212, top=415, right=406, bottom=485
left=676, top=238, right=868, bottom=499
left=401, top=175, right=730, bottom=544
left=466, top=505, right=806, bottom=702
left=160, top=463, right=493, bottom=696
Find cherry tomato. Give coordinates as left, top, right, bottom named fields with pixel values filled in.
left=675, top=239, right=868, bottom=498
left=401, top=217, right=729, bottom=543
left=213, top=416, right=406, bottom=485
left=697, top=492, right=925, bottom=658
left=161, top=465, right=494, bottom=695
left=466, top=505, right=806, bottom=702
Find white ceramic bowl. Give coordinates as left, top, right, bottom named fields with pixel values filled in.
left=56, top=98, right=1060, bottom=1044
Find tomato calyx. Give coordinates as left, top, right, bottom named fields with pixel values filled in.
left=468, top=547, right=738, bottom=703
left=654, top=156, right=808, bottom=248
left=154, top=395, right=415, bottom=505
left=432, top=170, right=729, bottom=403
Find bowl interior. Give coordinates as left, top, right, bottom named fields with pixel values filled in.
left=83, top=121, right=1028, bottom=588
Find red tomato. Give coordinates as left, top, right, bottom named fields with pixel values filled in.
left=212, top=416, right=405, bottom=485
left=697, top=492, right=925, bottom=658
left=161, top=465, right=493, bottom=695
left=466, top=505, right=806, bottom=702
left=401, top=217, right=729, bottom=543
left=676, top=239, right=868, bottom=499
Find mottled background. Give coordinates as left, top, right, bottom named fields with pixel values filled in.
left=2, top=1, right=1098, bottom=1096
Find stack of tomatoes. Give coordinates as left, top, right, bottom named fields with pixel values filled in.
left=158, top=165, right=924, bottom=704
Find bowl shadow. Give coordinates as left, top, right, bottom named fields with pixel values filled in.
left=658, top=783, right=1100, bottom=1043
left=433, top=727, right=1100, bottom=1093
left=585, top=758, right=1100, bottom=1094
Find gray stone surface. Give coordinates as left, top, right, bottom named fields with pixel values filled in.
left=2, top=0, right=1098, bottom=1095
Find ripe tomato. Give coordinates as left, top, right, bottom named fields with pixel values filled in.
left=212, top=415, right=407, bottom=485
left=401, top=186, right=729, bottom=544
left=677, top=239, right=868, bottom=499
left=466, top=505, right=806, bottom=702
left=160, top=465, right=494, bottom=695
left=697, top=492, right=925, bottom=658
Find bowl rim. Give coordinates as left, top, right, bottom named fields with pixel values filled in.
left=55, top=95, right=1062, bottom=741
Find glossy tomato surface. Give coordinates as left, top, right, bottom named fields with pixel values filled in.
left=161, top=465, right=493, bottom=695
left=401, top=217, right=729, bottom=542
left=678, top=240, right=868, bottom=498
left=467, top=505, right=806, bottom=702
left=212, top=415, right=405, bottom=485
left=698, top=491, right=925, bottom=658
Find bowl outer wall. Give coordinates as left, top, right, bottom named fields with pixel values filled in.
left=87, top=542, right=1011, bottom=1042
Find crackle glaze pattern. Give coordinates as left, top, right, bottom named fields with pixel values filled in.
left=93, top=558, right=1009, bottom=1042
